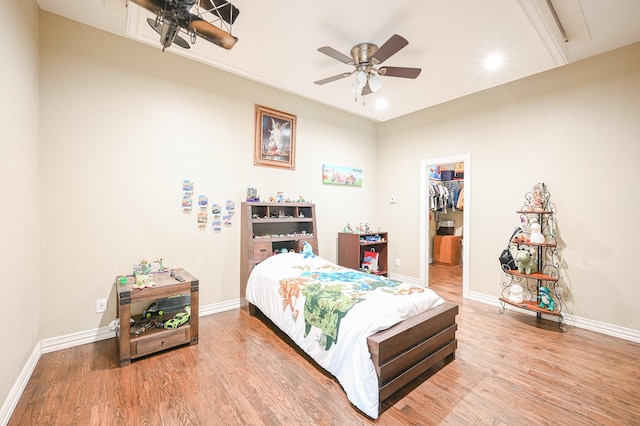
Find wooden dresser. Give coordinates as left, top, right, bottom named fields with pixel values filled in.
left=433, top=235, right=462, bottom=266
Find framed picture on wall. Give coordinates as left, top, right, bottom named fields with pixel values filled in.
left=322, top=164, right=363, bottom=187
left=254, top=105, right=297, bottom=169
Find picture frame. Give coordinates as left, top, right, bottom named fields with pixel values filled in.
left=322, top=164, right=363, bottom=187
left=254, top=105, right=297, bottom=169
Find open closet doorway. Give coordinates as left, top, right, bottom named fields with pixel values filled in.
left=419, top=154, right=470, bottom=299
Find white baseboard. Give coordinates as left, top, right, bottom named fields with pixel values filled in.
left=40, top=325, right=116, bottom=354
left=468, top=291, right=640, bottom=343
left=388, top=272, right=419, bottom=285
left=0, top=343, right=41, bottom=426
left=199, top=299, right=241, bottom=316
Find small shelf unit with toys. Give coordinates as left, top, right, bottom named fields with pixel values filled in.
left=337, top=231, right=389, bottom=277
left=499, top=183, right=565, bottom=331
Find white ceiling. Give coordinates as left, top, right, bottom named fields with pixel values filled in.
left=36, top=0, right=640, bottom=122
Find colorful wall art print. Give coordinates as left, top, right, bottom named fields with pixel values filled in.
left=322, top=165, right=363, bottom=187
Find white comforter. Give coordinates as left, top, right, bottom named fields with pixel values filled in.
left=245, top=253, right=444, bottom=418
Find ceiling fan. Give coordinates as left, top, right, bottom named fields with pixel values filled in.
left=314, top=34, right=422, bottom=97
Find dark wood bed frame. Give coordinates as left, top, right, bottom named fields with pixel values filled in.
left=367, top=301, right=458, bottom=415
left=247, top=300, right=458, bottom=416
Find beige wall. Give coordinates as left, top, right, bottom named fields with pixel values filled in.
left=38, top=12, right=378, bottom=339
left=377, top=42, right=640, bottom=330
left=3, top=3, right=639, bottom=415
left=0, top=0, right=40, bottom=412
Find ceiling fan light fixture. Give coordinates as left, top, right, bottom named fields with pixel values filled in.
left=368, top=74, right=382, bottom=92
left=354, top=69, right=367, bottom=88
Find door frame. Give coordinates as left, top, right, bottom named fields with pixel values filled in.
left=419, top=154, right=470, bottom=298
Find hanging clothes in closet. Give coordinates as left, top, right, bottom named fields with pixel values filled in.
left=429, top=181, right=449, bottom=212
left=429, top=180, right=464, bottom=212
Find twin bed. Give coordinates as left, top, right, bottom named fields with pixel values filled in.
left=245, top=252, right=458, bottom=418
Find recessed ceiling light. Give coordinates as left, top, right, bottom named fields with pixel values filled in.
left=484, top=54, right=504, bottom=71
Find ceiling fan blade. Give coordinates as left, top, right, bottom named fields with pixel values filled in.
left=371, top=34, right=409, bottom=64
left=314, top=72, right=353, bottom=85
left=378, top=66, right=422, bottom=79
left=317, top=46, right=353, bottom=64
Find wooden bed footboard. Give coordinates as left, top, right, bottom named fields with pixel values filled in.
left=367, top=301, right=459, bottom=406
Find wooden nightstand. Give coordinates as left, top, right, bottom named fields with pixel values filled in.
left=114, top=269, right=199, bottom=366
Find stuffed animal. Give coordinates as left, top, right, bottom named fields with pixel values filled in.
left=133, top=274, right=156, bottom=289
left=512, top=233, right=529, bottom=244
left=538, top=286, right=555, bottom=311
left=529, top=223, right=545, bottom=244
left=302, top=241, right=316, bottom=258
left=517, top=249, right=537, bottom=275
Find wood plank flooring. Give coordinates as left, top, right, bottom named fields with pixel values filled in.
left=9, top=264, right=640, bottom=425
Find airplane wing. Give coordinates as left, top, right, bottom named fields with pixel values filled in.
left=129, top=0, right=163, bottom=15
left=189, top=16, right=238, bottom=50
left=198, top=0, right=240, bottom=26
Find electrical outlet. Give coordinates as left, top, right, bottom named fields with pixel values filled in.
left=395, top=258, right=401, bottom=267
left=96, top=298, right=108, bottom=313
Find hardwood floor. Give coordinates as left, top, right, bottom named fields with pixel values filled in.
left=9, top=264, right=640, bottom=425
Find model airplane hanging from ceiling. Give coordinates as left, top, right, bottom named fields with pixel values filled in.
left=129, top=0, right=239, bottom=51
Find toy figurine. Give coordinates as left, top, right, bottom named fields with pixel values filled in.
left=302, top=242, right=316, bottom=258
left=154, top=258, right=166, bottom=272
left=538, top=286, right=555, bottom=311
left=508, top=284, right=524, bottom=304
left=512, top=233, right=529, bottom=244
left=531, top=183, right=547, bottom=212
left=529, top=223, right=545, bottom=244
left=247, top=187, right=259, bottom=202
left=517, top=249, right=538, bottom=275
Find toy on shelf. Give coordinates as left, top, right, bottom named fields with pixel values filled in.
left=302, top=241, right=316, bottom=258
left=143, top=294, right=190, bottom=318
left=158, top=306, right=191, bottom=329
left=342, top=222, right=378, bottom=234
left=247, top=187, right=260, bottom=202
left=512, top=233, right=529, bottom=244
left=133, top=259, right=152, bottom=277
left=132, top=319, right=158, bottom=335
left=529, top=222, right=545, bottom=244
left=538, top=286, right=555, bottom=311
left=517, top=249, right=537, bottom=275
left=508, top=284, right=524, bottom=304
left=132, top=259, right=157, bottom=289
